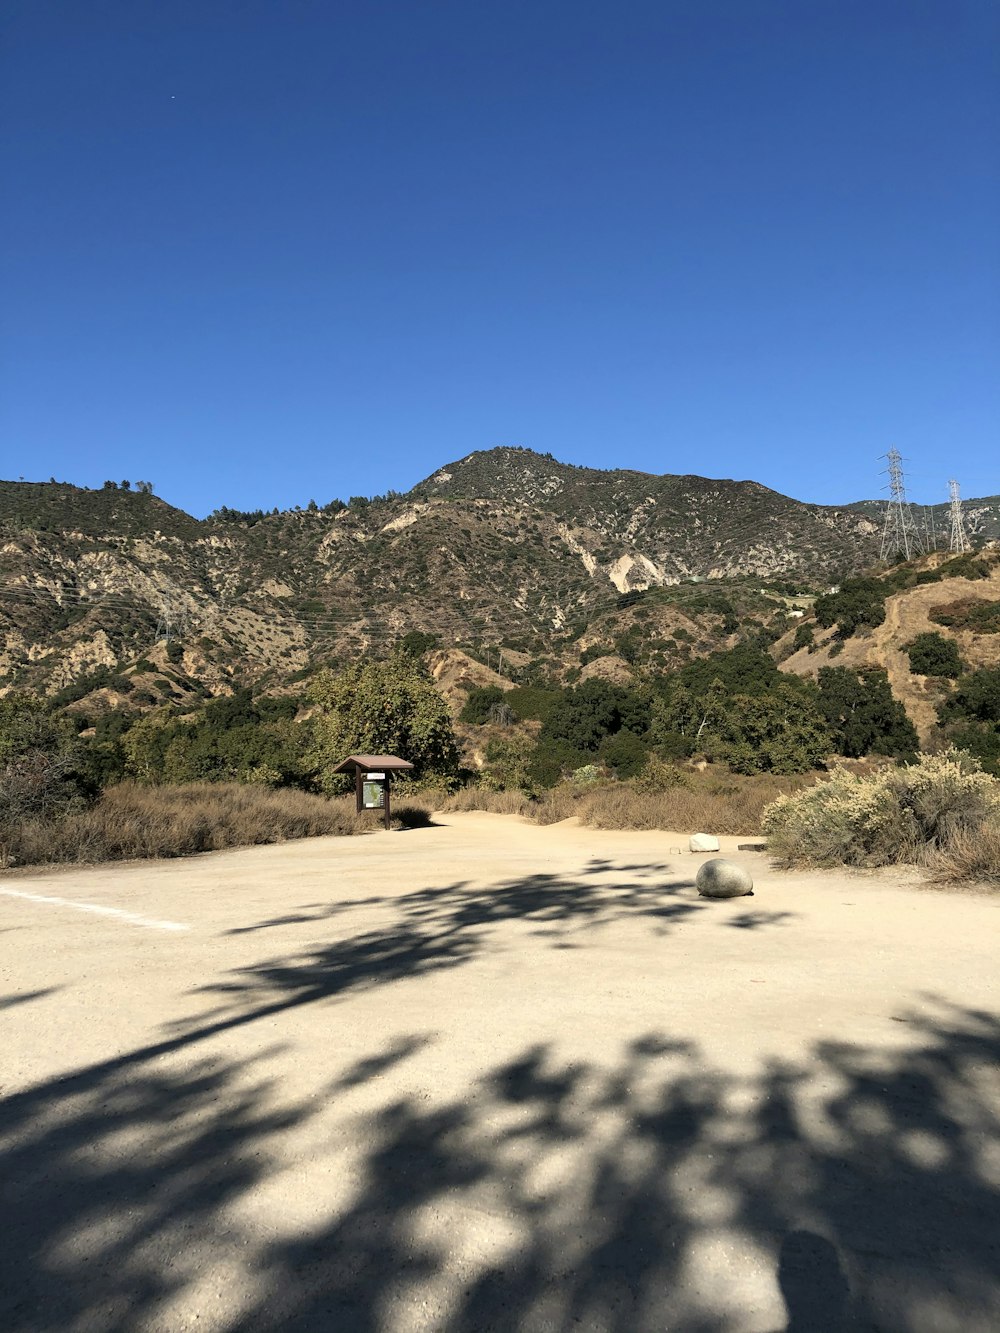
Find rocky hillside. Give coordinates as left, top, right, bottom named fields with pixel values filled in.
left=1, top=450, right=996, bottom=708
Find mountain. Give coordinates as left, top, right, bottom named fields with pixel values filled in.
left=1, top=449, right=997, bottom=708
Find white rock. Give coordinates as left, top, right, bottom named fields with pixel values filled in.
left=689, top=833, right=721, bottom=853
left=695, top=858, right=754, bottom=899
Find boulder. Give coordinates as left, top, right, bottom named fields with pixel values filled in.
left=695, top=858, right=754, bottom=899
left=689, top=832, right=721, bottom=853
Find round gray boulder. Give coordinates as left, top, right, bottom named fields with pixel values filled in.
left=695, top=858, right=754, bottom=899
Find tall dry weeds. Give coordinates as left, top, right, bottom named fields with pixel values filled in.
left=2, top=782, right=364, bottom=868
left=433, top=769, right=809, bottom=836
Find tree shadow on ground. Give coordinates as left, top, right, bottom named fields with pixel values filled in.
left=0, top=987, right=60, bottom=1011
left=193, top=863, right=741, bottom=1032
left=1, top=1000, right=997, bottom=1331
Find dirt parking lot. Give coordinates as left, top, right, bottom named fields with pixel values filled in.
left=1, top=812, right=998, bottom=1332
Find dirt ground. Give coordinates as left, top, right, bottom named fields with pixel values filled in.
left=1, top=812, right=998, bottom=1332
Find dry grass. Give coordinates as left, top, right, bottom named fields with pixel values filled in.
left=429, top=770, right=812, bottom=836
left=1, top=782, right=364, bottom=868
left=926, top=823, right=1000, bottom=887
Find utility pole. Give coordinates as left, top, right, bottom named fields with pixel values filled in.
left=879, top=448, right=921, bottom=563
left=948, top=480, right=969, bottom=555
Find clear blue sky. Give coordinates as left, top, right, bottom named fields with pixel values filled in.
left=2, top=1, right=997, bottom=516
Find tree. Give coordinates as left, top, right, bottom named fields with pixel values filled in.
left=938, top=668, right=1000, bottom=777
left=941, top=668, right=1000, bottom=726
left=0, top=695, right=88, bottom=833
left=906, top=632, right=964, bottom=679
left=791, top=623, right=814, bottom=653
left=651, top=680, right=724, bottom=754
left=816, top=667, right=918, bottom=759
left=701, top=683, right=831, bottom=774
left=599, top=729, right=648, bottom=778
left=673, top=644, right=780, bottom=697
left=540, top=680, right=651, bottom=753
left=399, top=630, right=439, bottom=659
left=460, top=686, right=505, bottom=724
left=814, top=578, right=886, bottom=637
left=309, top=650, right=459, bottom=792
left=480, top=734, right=533, bottom=790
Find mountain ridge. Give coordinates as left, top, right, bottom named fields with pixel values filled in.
left=1, top=448, right=997, bottom=706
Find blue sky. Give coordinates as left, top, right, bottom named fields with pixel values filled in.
left=2, top=1, right=997, bottom=516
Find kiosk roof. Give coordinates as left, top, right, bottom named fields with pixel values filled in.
left=331, top=754, right=415, bottom=774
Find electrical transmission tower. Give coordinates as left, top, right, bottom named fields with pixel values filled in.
left=154, top=595, right=188, bottom=643
left=879, top=448, right=921, bottom=562
left=948, top=480, right=969, bottom=555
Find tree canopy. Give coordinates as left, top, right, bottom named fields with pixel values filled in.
left=309, top=650, right=459, bottom=791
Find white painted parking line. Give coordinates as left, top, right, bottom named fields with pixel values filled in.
left=0, top=887, right=189, bottom=932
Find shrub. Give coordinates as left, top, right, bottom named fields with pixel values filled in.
left=460, top=685, right=505, bottom=724
left=703, top=684, right=831, bottom=775
left=791, top=623, right=814, bottom=653
left=906, top=632, right=964, bottom=678
left=930, top=598, right=1000, bottom=634
left=928, top=823, right=1000, bottom=886
left=480, top=734, right=533, bottom=791
left=763, top=750, right=1000, bottom=873
left=941, top=668, right=1000, bottom=725
left=540, top=680, right=650, bottom=752
left=598, top=729, right=649, bottom=778
left=0, top=782, right=364, bottom=867
left=505, top=686, right=561, bottom=721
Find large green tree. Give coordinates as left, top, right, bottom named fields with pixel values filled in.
left=309, top=650, right=459, bottom=792
left=814, top=578, right=887, bottom=637
left=651, top=676, right=830, bottom=773
left=702, top=683, right=831, bottom=774
left=815, top=666, right=918, bottom=759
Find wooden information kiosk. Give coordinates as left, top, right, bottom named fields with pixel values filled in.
left=331, top=754, right=415, bottom=830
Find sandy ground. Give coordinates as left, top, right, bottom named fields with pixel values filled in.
left=1, top=812, right=998, bottom=1333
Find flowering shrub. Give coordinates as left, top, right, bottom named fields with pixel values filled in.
left=763, top=750, right=1000, bottom=873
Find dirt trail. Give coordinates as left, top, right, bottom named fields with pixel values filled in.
left=781, top=565, right=1000, bottom=742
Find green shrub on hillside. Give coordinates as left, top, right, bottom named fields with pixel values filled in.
left=938, top=667, right=1000, bottom=775
left=791, top=623, right=814, bottom=653
left=906, top=632, right=964, bottom=678
left=460, top=686, right=505, bottom=724
left=942, top=668, right=1000, bottom=724
left=931, top=599, right=1000, bottom=634
left=505, top=686, right=562, bottom=721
